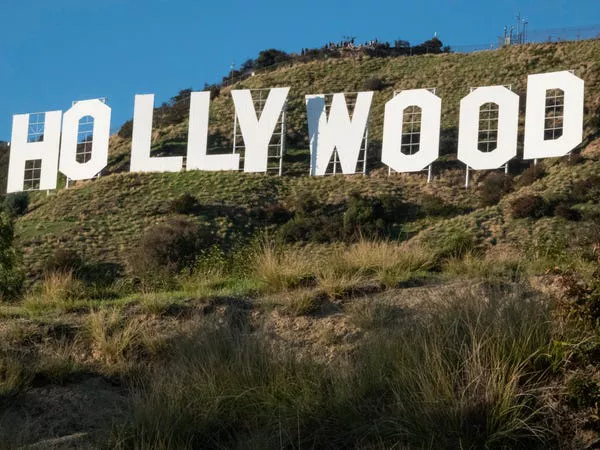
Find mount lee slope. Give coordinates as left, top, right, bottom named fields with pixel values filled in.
left=15, top=39, right=600, bottom=278
left=3, top=39, right=600, bottom=449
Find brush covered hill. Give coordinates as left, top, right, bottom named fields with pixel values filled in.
left=14, top=39, right=600, bottom=278
left=2, top=39, right=600, bottom=449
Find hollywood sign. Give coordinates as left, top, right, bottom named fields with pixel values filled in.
left=5, top=70, right=584, bottom=193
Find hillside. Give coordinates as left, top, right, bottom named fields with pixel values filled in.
left=1, top=39, right=600, bottom=448
left=14, top=39, right=600, bottom=278
left=104, top=39, right=600, bottom=174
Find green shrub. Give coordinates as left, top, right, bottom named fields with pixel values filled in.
left=280, top=192, right=409, bottom=244
left=278, top=214, right=343, bottom=243
left=571, top=175, right=600, bottom=203
left=479, top=173, right=513, bottom=206
left=117, top=119, right=133, bottom=139
left=3, top=192, right=29, bottom=216
left=127, top=216, right=215, bottom=281
left=554, top=203, right=582, bottom=221
left=362, top=77, right=385, bottom=91
left=419, top=194, right=458, bottom=217
left=170, top=193, right=199, bottom=215
left=343, top=192, right=411, bottom=240
left=423, top=227, right=475, bottom=262
left=510, top=194, right=549, bottom=219
left=203, top=83, right=220, bottom=100
left=515, top=164, right=546, bottom=188
left=0, top=213, right=23, bottom=300
left=254, top=203, right=291, bottom=225
left=343, top=192, right=386, bottom=239
left=279, top=194, right=343, bottom=243
left=566, top=374, right=600, bottom=409
left=43, top=248, right=84, bottom=275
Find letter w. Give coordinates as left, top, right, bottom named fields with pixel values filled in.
left=306, top=92, right=373, bottom=176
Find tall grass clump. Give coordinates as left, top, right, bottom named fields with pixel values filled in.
left=252, top=240, right=314, bottom=292
left=443, top=250, right=524, bottom=282
left=86, top=309, right=150, bottom=373
left=22, top=271, right=86, bottom=312
left=320, top=240, right=434, bottom=291
left=112, top=283, right=556, bottom=449
left=0, top=351, right=27, bottom=399
left=350, top=283, right=554, bottom=449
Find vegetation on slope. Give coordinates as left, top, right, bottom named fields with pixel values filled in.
left=0, top=39, right=599, bottom=448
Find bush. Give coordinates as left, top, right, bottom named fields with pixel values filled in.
left=128, top=216, right=215, bottom=281
left=363, top=77, right=385, bottom=91
left=429, top=228, right=475, bottom=261
left=117, top=120, right=133, bottom=139
left=510, top=194, right=549, bottom=219
left=280, top=192, right=409, bottom=244
left=254, top=203, right=291, bottom=225
left=567, top=374, right=600, bottom=409
left=169, top=193, right=199, bottom=215
left=43, top=249, right=84, bottom=275
left=571, top=175, right=600, bottom=204
left=3, top=193, right=29, bottom=216
left=554, top=203, right=582, bottom=221
left=479, top=173, right=513, bottom=206
left=279, top=194, right=344, bottom=243
left=343, top=192, right=386, bottom=239
left=0, top=213, right=23, bottom=300
left=419, top=194, right=457, bottom=217
left=515, top=164, right=545, bottom=188
left=203, top=83, right=220, bottom=100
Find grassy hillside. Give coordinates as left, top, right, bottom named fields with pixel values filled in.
left=1, top=39, right=600, bottom=448
left=15, top=39, right=600, bottom=278
left=105, top=39, right=600, bottom=173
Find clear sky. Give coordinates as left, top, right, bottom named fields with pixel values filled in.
left=0, top=0, right=598, bottom=140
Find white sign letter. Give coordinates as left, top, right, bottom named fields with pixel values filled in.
left=231, top=87, right=289, bottom=173
left=381, top=89, right=441, bottom=172
left=457, top=86, right=519, bottom=170
left=7, top=111, right=62, bottom=193
left=59, top=99, right=110, bottom=180
left=130, top=94, right=182, bottom=173
left=524, top=71, right=584, bottom=160
left=187, top=91, right=239, bottom=171
left=306, top=91, right=373, bottom=176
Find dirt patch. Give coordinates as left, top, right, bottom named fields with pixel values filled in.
left=2, top=376, right=126, bottom=448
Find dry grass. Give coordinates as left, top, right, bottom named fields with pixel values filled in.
left=443, top=250, right=524, bottom=282
left=346, top=298, right=404, bottom=329
left=253, top=239, right=436, bottom=298
left=315, top=265, right=366, bottom=299
left=277, top=289, right=323, bottom=316
left=252, top=241, right=315, bottom=292
left=319, top=240, right=435, bottom=292
left=85, top=309, right=150, bottom=373
left=0, top=352, right=27, bottom=398
left=35, top=338, right=82, bottom=384
left=110, top=283, right=556, bottom=449
left=22, top=271, right=86, bottom=312
left=331, top=240, right=431, bottom=274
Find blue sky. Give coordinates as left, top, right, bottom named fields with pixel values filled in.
left=0, top=0, right=598, bottom=140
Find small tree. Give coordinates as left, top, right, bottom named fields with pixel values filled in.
left=255, top=49, right=290, bottom=69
